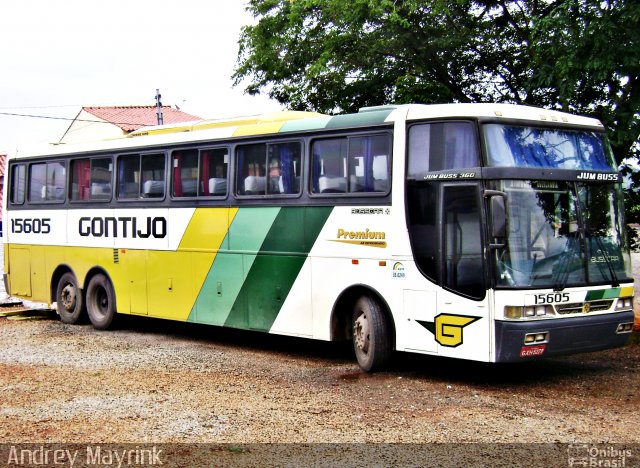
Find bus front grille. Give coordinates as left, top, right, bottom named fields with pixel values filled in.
left=555, top=299, right=614, bottom=315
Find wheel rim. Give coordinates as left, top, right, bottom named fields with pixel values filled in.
left=354, top=311, right=370, bottom=354
left=94, top=287, right=109, bottom=318
left=60, top=283, right=76, bottom=312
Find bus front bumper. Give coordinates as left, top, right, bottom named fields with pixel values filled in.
left=494, top=310, right=635, bottom=362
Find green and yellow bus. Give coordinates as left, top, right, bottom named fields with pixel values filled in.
left=3, top=104, right=635, bottom=371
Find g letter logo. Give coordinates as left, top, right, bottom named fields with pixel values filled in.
left=417, top=314, right=481, bottom=347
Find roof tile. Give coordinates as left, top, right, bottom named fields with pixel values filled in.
left=83, top=106, right=201, bottom=132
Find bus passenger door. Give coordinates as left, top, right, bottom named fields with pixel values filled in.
left=436, top=183, right=490, bottom=361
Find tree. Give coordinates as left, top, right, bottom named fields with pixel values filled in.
left=233, top=0, right=640, bottom=165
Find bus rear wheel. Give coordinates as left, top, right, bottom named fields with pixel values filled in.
left=86, top=273, right=116, bottom=330
left=56, top=272, right=84, bottom=324
left=352, top=295, right=391, bottom=372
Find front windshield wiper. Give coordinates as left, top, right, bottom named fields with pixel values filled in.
left=553, top=233, right=580, bottom=291
left=590, top=232, right=620, bottom=287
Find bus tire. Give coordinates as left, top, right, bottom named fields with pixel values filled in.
left=56, top=272, right=84, bottom=324
left=352, top=295, right=391, bottom=372
left=86, top=273, right=116, bottom=330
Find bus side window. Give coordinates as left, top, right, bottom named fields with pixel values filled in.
left=199, top=148, right=228, bottom=196
left=141, top=154, right=165, bottom=198
left=90, top=158, right=112, bottom=200
left=117, top=155, right=140, bottom=199
left=267, top=142, right=301, bottom=195
left=172, top=149, right=198, bottom=197
left=118, top=153, right=165, bottom=200
left=10, top=164, right=26, bottom=204
left=348, top=135, right=390, bottom=193
left=236, top=144, right=266, bottom=195
left=28, top=161, right=65, bottom=203
left=72, top=158, right=112, bottom=201
left=71, top=159, right=91, bottom=201
left=408, top=122, right=479, bottom=176
left=312, top=138, right=348, bottom=193
left=312, top=134, right=390, bottom=194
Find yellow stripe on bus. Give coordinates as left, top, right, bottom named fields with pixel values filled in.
left=232, top=122, right=285, bottom=137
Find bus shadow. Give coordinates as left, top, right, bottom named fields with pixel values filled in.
left=388, top=349, right=628, bottom=388
left=100, top=315, right=633, bottom=387
left=114, top=314, right=355, bottom=364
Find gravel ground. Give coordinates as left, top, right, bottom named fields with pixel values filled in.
left=0, top=254, right=639, bottom=466
left=0, top=316, right=638, bottom=444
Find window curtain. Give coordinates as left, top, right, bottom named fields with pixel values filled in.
left=74, top=160, right=90, bottom=200
left=200, top=151, right=210, bottom=195
left=280, top=144, right=293, bottom=193
left=237, top=147, right=245, bottom=194
left=362, top=137, right=374, bottom=191
left=173, top=153, right=183, bottom=197
left=118, top=158, right=126, bottom=197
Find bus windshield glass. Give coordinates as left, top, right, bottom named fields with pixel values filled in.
left=493, top=180, right=632, bottom=289
left=484, top=124, right=616, bottom=170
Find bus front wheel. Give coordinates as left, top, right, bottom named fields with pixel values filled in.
left=56, top=272, right=84, bottom=324
left=352, top=295, right=391, bottom=372
left=86, top=274, right=116, bottom=330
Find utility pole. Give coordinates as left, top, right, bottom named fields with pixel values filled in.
left=155, top=88, right=164, bottom=125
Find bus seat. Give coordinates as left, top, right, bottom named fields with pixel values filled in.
left=91, top=183, right=111, bottom=197
left=208, top=178, right=227, bottom=195
left=142, top=180, right=164, bottom=197
left=180, top=179, right=197, bottom=196
left=318, top=176, right=347, bottom=193
left=349, top=175, right=364, bottom=192
left=374, top=178, right=389, bottom=192
left=244, top=176, right=265, bottom=194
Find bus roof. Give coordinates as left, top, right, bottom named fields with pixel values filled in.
left=10, top=103, right=604, bottom=159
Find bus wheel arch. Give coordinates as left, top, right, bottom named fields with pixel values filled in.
left=51, top=265, right=85, bottom=324
left=84, top=269, right=117, bottom=330
left=330, top=285, right=395, bottom=372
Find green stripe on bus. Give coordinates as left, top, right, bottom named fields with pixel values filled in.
left=279, top=116, right=332, bottom=133
left=585, top=288, right=620, bottom=301
left=189, top=207, right=281, bottom=325
left=224, top=206, right=333, bottom=331
left=324, top=109, right=394, bottom=129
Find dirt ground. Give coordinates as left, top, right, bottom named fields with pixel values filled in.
left=0, top=256, right=639, bottom=466
left=0, top=315, right=639, bottom=450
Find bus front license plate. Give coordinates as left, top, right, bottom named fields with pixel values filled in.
left=520, top=344, right=546, bottom=358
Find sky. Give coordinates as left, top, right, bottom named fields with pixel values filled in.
left=0, top=0, right=282, bottom=153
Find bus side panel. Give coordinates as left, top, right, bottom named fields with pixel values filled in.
left=191, top=252, right=245, bottom=326
left=30, top=245, right=47, bottom=302
left=121, top=249, right=148, bottom=315
left=147, top=251, right=194, bottom=320
left=225, top=207, right=308, bottom=332
left=8, top=246, right=31, bottom=297
left=187, top=206, right=331, bottom=336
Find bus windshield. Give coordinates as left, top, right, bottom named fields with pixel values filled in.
left=484, top=124, right=616, bottom=170
left=493, top=180, right=632, bottom=289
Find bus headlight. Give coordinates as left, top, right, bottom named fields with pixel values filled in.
left=504, top=305, right=554, bottom=319
left=615, top=297, right=633, bottom=310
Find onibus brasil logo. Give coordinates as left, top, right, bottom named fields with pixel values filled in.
left=417, top=314, right=481, bottom=347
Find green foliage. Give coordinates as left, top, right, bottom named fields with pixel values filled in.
left=234, top=0, right=640, bottom=165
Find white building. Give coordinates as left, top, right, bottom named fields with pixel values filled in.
left=59, top=106, right=201, bottom=143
